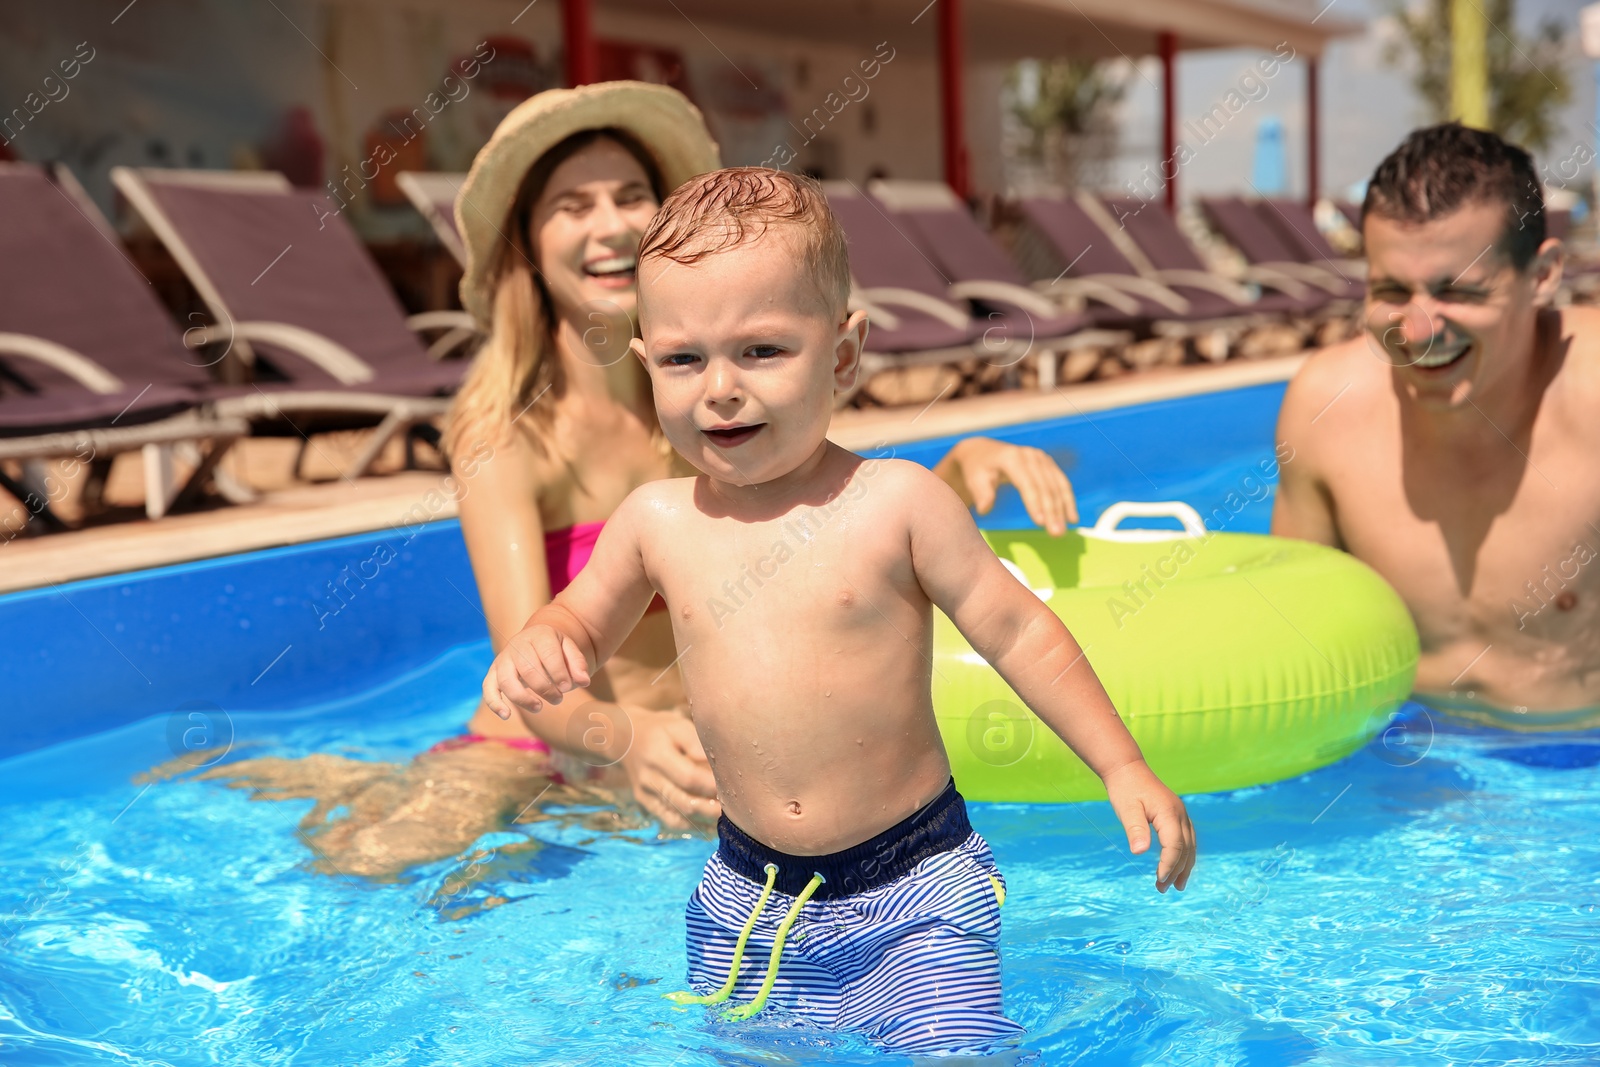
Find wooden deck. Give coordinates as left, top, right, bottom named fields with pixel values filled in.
left=0, top=356, right=1302, bottom=594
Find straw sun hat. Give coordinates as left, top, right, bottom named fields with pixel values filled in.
left=455, top=80, right=722, bottom=327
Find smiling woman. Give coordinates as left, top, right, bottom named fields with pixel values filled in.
left=205, top=82, right=1090, bottom=876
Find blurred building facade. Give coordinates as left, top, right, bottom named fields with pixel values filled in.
left=0, top=0, right=1354, bottom=238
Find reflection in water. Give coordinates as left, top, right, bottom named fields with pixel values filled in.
left=138, top=741, right=658, bottom=905
left=430, top=837, right=597, bottom=920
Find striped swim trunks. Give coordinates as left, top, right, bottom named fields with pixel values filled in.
left=670, top=780, right=1026, bottom=1055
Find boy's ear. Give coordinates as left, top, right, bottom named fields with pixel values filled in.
left=833, top=309, right=870, bottom=392
left=630, top=337, right=648, bottom=366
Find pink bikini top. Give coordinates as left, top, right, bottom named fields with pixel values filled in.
left=543, top=520, right=666, bottom=613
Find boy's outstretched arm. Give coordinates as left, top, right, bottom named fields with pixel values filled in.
left=905, top=466, right=1196, bottom=892
left=482, top=490, right=661, bottom=721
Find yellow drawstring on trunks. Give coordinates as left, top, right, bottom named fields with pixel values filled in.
left=664, top=864, right=826, bottom=1023
left=723, top=871, right=824, bottom=1021
left=665, top=863, right=778, bottom=1007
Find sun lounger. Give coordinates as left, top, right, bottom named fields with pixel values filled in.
left=396, top=171, right=469, bottom=267
left=1093, top=194, right=1329, bottom=318
left=819, top=182, right=1000, bottom=399
left=394, top=171, right=479, bottom=360
left=112, top=167, right=478, bottom=475
left=826, top=182, right=1127, bottom=391
left=1016, top=195, right=1232, bottom=320
left=866, top=180, right=1142, bottom=344
left=1016, top=193, right=1294, bottom=363
left=1199, top=196, right=1362, bottom=301
left=0, top=163, right=249, bottom=525
left=1254, top=199, right=1365, bottom=296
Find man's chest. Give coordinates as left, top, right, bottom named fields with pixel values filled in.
left=1330, top=432, right=1600, bottom=641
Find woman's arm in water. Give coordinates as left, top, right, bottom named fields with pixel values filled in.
left=931, top=436, right=1079, bottom=535
left=454, top=425, right=718, bottom=829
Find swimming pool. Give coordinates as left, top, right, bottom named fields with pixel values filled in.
left=3, top=380, right=1596, bottom=1064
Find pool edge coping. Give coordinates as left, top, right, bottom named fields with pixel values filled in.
left=827, top=355, right=1303, bottom=450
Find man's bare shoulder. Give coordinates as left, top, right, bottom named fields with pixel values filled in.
left=1555, top=305, right=1600, bottom=398
left=1279, top=335, right=1390, bottom=432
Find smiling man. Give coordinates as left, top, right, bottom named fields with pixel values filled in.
left=1274, top=123, right=1600, bottom=728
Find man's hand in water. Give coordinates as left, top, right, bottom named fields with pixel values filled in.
left=1103, top=759, right=1196, bottom=893
left=483, top=623, right=592, bottom=718
left=621, top=709, right=721, bottom=831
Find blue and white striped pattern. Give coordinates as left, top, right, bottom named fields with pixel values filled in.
left=684, top=831, right=1026, bottom=1055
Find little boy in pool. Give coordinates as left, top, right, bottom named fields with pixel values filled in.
left=482, top=168, right=1195, bottom=1054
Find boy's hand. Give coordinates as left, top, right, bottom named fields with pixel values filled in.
left=483, top=624, right=592, bottom=719
left=1103, top=760, right=1196, bottom=893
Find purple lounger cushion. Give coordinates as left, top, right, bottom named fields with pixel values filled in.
left=1020, top=197, right=1236, bottom=325
left=1201, top=197, right=1304, bottom=265
left=1102, top=197, right=1328, bottom=317
left=138, top=181, right=462, bottom=395
left=824, top=192, right=983, bottom=354
left=0, top=165, right=215, bottom=432
left=1256, top=199, right=1365, bottom=299
left=1199, top=196, right=1362, bottom=303
left=879, top=195, right=1099, bottom=339
left=0, top=385, right=197, bottom=438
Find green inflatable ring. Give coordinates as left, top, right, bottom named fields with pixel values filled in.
left=936, top=502, right=1419, bottom=802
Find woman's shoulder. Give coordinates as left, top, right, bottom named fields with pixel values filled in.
left=450, top=414, right=576, bottom=503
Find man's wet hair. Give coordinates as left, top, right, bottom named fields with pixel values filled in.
left=1363, top=123, right=1545, bottom=271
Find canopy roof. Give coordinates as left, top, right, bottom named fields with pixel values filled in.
left=604, top=0, right=1362, bottom=61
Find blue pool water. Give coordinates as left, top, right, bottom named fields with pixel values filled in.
left=2, top=380, right=1596, bottom=1064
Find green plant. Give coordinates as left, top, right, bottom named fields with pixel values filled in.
left=1383, top=0, right=1571, bottom=151
left=1005, top=58, right=1127, bottom=187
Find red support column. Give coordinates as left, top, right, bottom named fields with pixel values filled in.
left=1306, top=55, right=1321, bottom=207
left=563, top=0, right=599, bottom=87
left=1159, top=30, right=1177, bottom=213
left=938, top=0, right=969, bottom=199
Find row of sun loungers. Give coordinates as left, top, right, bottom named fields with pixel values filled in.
left=0, top=163, right=476, bottom=526
left=1, top=160, right=1362, bottom=528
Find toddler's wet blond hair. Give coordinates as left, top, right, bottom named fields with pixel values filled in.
left=639, top=167, right=850, bottom=318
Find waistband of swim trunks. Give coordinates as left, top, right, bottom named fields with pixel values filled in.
left=716, top=778, right=970, bottom=900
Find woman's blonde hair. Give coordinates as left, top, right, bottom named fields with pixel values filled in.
left=442, top=128, right=666, bottom=460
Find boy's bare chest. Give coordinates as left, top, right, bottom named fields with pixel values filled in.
left=650, top=511, right=918, bottom=636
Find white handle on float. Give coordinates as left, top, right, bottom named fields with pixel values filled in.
left=1086, top=500, right=1207, bottom=542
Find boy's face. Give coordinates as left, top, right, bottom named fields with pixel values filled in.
left=633, top=227, right=867, bottom=487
